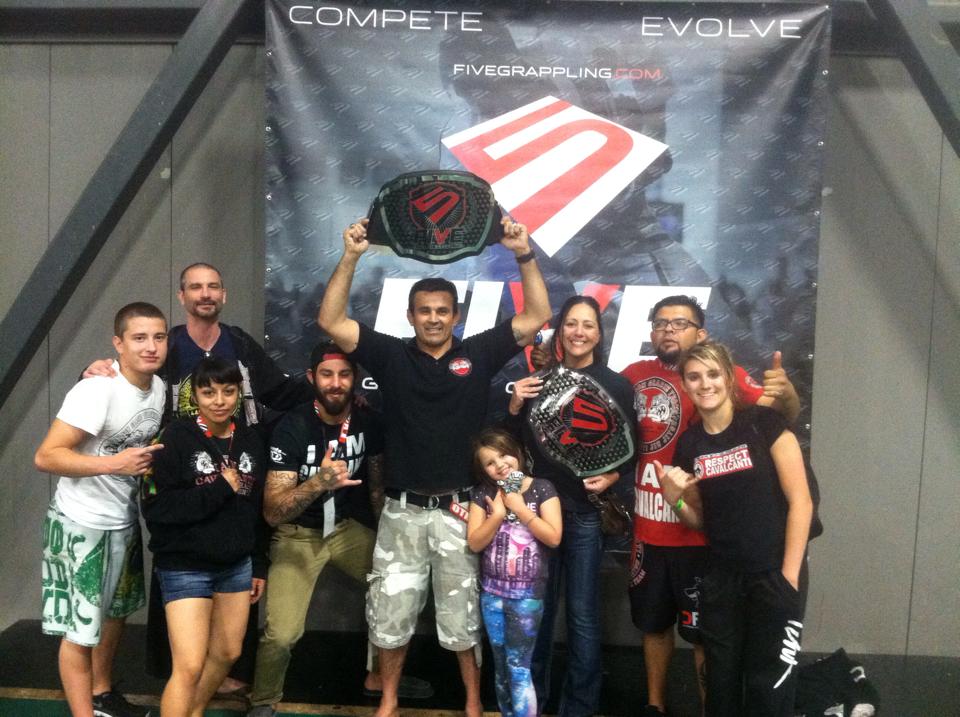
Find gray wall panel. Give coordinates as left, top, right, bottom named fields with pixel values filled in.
left=0, top=45, right=52, bottom=633
left=807, top=57, right=941, bottom=654
left=908, top=145, right=960, bottom=657
left=171, top=45, right=266, bottom=337
left=47, top=45, right=173, bottom=401
left=0, top=45, right=50, bottom=317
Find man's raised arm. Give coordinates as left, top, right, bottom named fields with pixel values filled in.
left=500, top=218, right=551, bottom=346
left=317, top=218, right=369, bottom=353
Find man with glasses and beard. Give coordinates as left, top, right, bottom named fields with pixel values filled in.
left=621, top=295, right=799, bottom=717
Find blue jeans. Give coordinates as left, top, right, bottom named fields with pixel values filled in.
left=532, top=510, right=603, bottom=717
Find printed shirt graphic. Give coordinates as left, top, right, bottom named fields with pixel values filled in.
left=621, top=358, right=762, bottom=547
left=472, top=479, right=557, bottom=599
left=171, top=328, right=239, bottom=420
left=54, top=362, right=165, bottom=530
left=674, top=405, right=790, bottom=571
left=268, top=402, right=382, bottom=529
left=693, top=444, right=754, bottom=480
left=191, top=449, right=258, bottom=496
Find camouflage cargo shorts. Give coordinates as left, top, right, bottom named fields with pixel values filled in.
left=41, top=502, right=145, bottom=647
left=366, top=495, right=480, bottom=651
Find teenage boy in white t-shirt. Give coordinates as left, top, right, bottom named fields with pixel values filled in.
left=35, top=302, right=169, bottom=717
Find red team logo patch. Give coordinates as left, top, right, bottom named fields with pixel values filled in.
left=449, top=501, right=470, bottom=522
left=635, top=376, right=682, bottom=453
left=448, top=357, right=472, bottom=376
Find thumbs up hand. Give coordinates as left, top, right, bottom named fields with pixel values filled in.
left=653, top=460, right=695, bottom=507
left=761, top=350, right=801, bottom=422
left=762, top=350, right=787, bottom=399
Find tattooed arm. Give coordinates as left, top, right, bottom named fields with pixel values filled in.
left=367, top=453, right=385, bottom=519
left=263, top=445, right=359, bottom=527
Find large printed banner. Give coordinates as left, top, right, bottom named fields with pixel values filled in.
left=264, top=1, right=831, bottom=429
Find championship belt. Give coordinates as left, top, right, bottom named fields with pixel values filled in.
left=366, top=170, right=502, bottom=264
left=497, top=470, right=525, bottom=524
left=527, top=366, right=635, bottom=478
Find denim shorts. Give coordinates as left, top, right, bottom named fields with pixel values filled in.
left=155, top=556, right=252, bottom=604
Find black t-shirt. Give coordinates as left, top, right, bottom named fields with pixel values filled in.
left=268, top=401, right=384, bottom=529
left=170, top=327, right=238, bottom=420
left=350, top=320, right=520, bottom=494
left=674, top=405, right=789, bottom=572
left=163, top=324, right=313, bottom=431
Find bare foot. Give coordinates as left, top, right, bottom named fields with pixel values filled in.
left=216, top=676, right=249, bottom=695
left=364, top=671, right=382, bottom=692
left=465, top=698, right=484, bottom=717
left=373, top=705, right=400, bottom=717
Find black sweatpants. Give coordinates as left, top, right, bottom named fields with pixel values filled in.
left=700, top=561, right=808, bottom=717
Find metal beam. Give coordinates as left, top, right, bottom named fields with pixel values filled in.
left=0, top=1, right=264, bottom=42
left=0, top=0, right=255, bottom=409
left=866, top=0, right=960, bottom=157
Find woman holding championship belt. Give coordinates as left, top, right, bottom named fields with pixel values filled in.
left=506, top=295, right=636, bottom=717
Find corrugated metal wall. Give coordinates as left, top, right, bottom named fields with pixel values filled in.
left=1, top=44, right=957, bottom=658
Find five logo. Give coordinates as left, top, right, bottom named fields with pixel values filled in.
left=408, top=182, right=466, bottom=245
left=559, top=395, right=612, bottom=447
left=442, top=95, right=668, bottom=257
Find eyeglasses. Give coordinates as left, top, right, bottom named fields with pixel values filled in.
left=651, top=318, right=701, bottom=332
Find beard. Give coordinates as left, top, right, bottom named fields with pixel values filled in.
left=189, top=301, right=222, bottom=319
left=655, top=344, right=681, bottom=366
left=317, top=389, right=351, bottom=416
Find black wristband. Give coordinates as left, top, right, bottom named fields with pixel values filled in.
left=515, top=249, right=537, bottom=264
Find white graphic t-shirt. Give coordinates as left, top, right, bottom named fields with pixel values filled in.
left=54, top=361, right=164, bottom=530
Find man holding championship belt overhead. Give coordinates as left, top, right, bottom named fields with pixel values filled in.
left=318, top=215, right=551, bottom=717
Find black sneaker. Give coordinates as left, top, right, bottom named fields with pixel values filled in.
left=641, top=706, right=668, bottom=716
left=92, top=691, right=150, bottom=717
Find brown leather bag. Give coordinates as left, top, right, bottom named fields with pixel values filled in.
left=588, top=491, right=632, bottom=537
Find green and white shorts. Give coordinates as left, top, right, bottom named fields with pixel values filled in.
left=41, top=502, right=146, bottom=647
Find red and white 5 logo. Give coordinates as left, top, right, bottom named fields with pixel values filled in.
left=442, top=95, right=668, bottom=257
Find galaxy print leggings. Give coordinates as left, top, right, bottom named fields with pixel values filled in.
left=481, top=591, right=545, bottom=717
